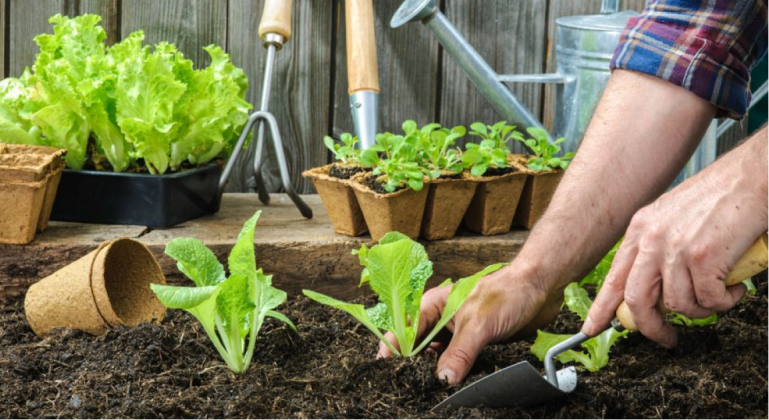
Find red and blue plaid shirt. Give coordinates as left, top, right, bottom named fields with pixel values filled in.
left=611, top=0, right=768, bottom=119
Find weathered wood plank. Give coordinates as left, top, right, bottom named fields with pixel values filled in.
left=440, top=0, right=547, bottom=152
left=9, top=0, right=118, bottom=76
left=0, top=0, right=5, bottom=80
left=332, top=0, right=440, bottom=138
left=226, top=0, right=334, bottom=194
left=0, top=194, right=528, bottom=301
left=121, top=0, right=227, bottom=68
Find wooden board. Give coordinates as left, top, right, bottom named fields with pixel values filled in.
left=8, top=0, right=118, bottom=77
left=225, top=0, right=334, bottom=194
left=120, top=0, right=227, bottom=68
left=440, top=0, right=547, bottom=152
left=0, top=194, right=528, bottom=302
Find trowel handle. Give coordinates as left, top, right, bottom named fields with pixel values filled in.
left=346, top=0, right=380, bottom=94
left=259, top=0, right=293, bottom=42
left=616, top=233, right=769, bottom=331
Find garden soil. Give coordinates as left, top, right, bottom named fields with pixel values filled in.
left=1, top=278, right=767, bottom=419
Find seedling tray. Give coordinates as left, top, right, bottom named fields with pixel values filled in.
left=50, top=164, right=222, bottom=227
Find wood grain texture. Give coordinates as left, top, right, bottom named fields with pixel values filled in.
left=0, top=0, right=4, bottom=79
left=121, top=0, right=227, bottom=68
left=440, top=0, right=547, bottom=152
left=9, top=0, right=118, bottom=77
left=332, top=0, right=440, bottom=138
left=226, top=0, right=333, bottom=194
left=0, top=194, right=528, bottom=301
left=345, top=0, right=379, bottom=94
left=258, top=0, right=294, bottom=41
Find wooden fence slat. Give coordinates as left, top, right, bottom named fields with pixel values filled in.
left=226, top=0, right=334, bottom=194
left=121, top=0, right=227, bottom=68
left=440, top=0, right=547, bottom=151
left=9, top=0, right=118, bottom=77
left=0, top=0, right=5, bottom=80
left=332, top=0, right=440, bottom=139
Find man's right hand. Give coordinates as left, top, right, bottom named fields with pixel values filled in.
left=376, top=263, right=564, bottom=385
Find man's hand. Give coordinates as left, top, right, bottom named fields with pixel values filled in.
left=376, top=264, right=563, bottom=385
left=583, top=127, right=768, bottom=347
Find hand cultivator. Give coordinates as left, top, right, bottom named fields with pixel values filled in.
left=219, top=0, right=312, bottom=219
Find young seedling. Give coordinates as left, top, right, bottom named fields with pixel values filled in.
left=402, top=120, right=465, bottom=180
left=303, top=232, right=504, bottom=357
left=461, top=121, right=524, bottom=177
left=150, top=211, right=294, bottom=373
left=360, top=131, right=427, bottom=193
left=517, top=127, right=575, bottom=172
left=324, top=133, right=361, bottom=166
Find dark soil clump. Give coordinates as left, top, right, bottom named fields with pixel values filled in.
left=329, top=163, right=366, bottom=180
left=364, top=174, right=405, bottom=195
left=0, top=282, right=766, bottom=418
left=483, top=166, right=516, bottom=177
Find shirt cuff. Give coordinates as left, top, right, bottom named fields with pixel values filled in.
left=610, top=15, right=751, bottom=120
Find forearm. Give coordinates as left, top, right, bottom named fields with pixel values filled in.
left=514, top=70, right=716, bottom=291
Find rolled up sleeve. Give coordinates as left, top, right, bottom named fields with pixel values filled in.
left=611, top=0, right=768, bottom=120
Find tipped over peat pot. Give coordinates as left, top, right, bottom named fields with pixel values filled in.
left=50, top=163, right=222, bottom=228
left=463, top=162, right=528, bottom=236
left=421, top=172, right=478, bottom=240
left=303, top=164, right=368, bottom=236
left=24, top=237, right=167, bottom=336
left=350, top=173, right=428, bottom=242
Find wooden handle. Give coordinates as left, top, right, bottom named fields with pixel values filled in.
left=616, top=233, right=769, bottom=331
left=258, top=0, right=293, bottom=42
left=345, top=0, right=379, bottom=94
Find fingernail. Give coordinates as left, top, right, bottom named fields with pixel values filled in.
left=437, top=369, right=457, bottom=384
left=582, top=316, right=594, bottom=334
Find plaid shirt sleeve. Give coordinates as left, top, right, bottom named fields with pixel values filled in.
left=611, top=0, right=768, bottom=120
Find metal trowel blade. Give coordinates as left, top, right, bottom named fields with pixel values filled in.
left=433, top=361, right=578, bottom=412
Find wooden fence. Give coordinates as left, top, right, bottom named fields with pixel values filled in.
left=0, top=0, right=748, bottom=193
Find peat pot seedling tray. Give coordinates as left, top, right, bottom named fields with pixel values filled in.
left=50, top=163, right=222, bottom=228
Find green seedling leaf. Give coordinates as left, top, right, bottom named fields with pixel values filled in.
left=152, top=212, right=292, bottom=374
left=305, top=233, right=504, bottom=357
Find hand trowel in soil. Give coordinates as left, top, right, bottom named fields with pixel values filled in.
left=435, top=233, right=769, bottom=411
left=345, top=0, right=379, bottom=149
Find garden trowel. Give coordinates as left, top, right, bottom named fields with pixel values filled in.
left=435, top=233, right=769, bottom=411
left=345, top=0, right=379, bottom=148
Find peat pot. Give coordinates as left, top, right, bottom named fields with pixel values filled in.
left=351, top=173, right=428, bottom=242
left=303, top=164, right=368, bottom=237
left=51, top=163, right=222, bottom=228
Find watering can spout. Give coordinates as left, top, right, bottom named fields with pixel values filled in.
left=391, top=0, right=548, bottom=135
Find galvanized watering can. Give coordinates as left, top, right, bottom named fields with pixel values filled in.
left=391, top=0, right=765, bottom=184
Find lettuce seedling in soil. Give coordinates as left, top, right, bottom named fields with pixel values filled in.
left=324, top=133, right=367, bottom=179
left=360, top=131, right=427, bottom=193
left=402, top=120, right=465, bottom=180
left=517, top=127, right=575, bottom=172
left=150, top=211, right=294, bottom=373
left=303, top=232, right=503, bottom=357
left=461, top=121, right=524, bottom=177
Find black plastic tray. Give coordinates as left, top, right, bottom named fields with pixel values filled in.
left=50, top=164, right=222, bottom=227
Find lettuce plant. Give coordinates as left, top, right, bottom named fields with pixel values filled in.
left=303, top=232, right=503, bottom=357
left=402, top=120, right=465, bottom=179
left=150, top=212, right=294, bottom=373
left=517, top=127, right=575, bottom=172
left=461, top=121, right=524, bottom=177
left=360, top=132, right=427, bottom=192
left=0, top=14, right=251, bottom=174
left=324, top=133, right=361, bottom=165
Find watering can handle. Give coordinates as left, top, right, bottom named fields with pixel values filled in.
left=615, top=233, right=769, bottom=331
left=259, top=0, right=293, bottom=42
